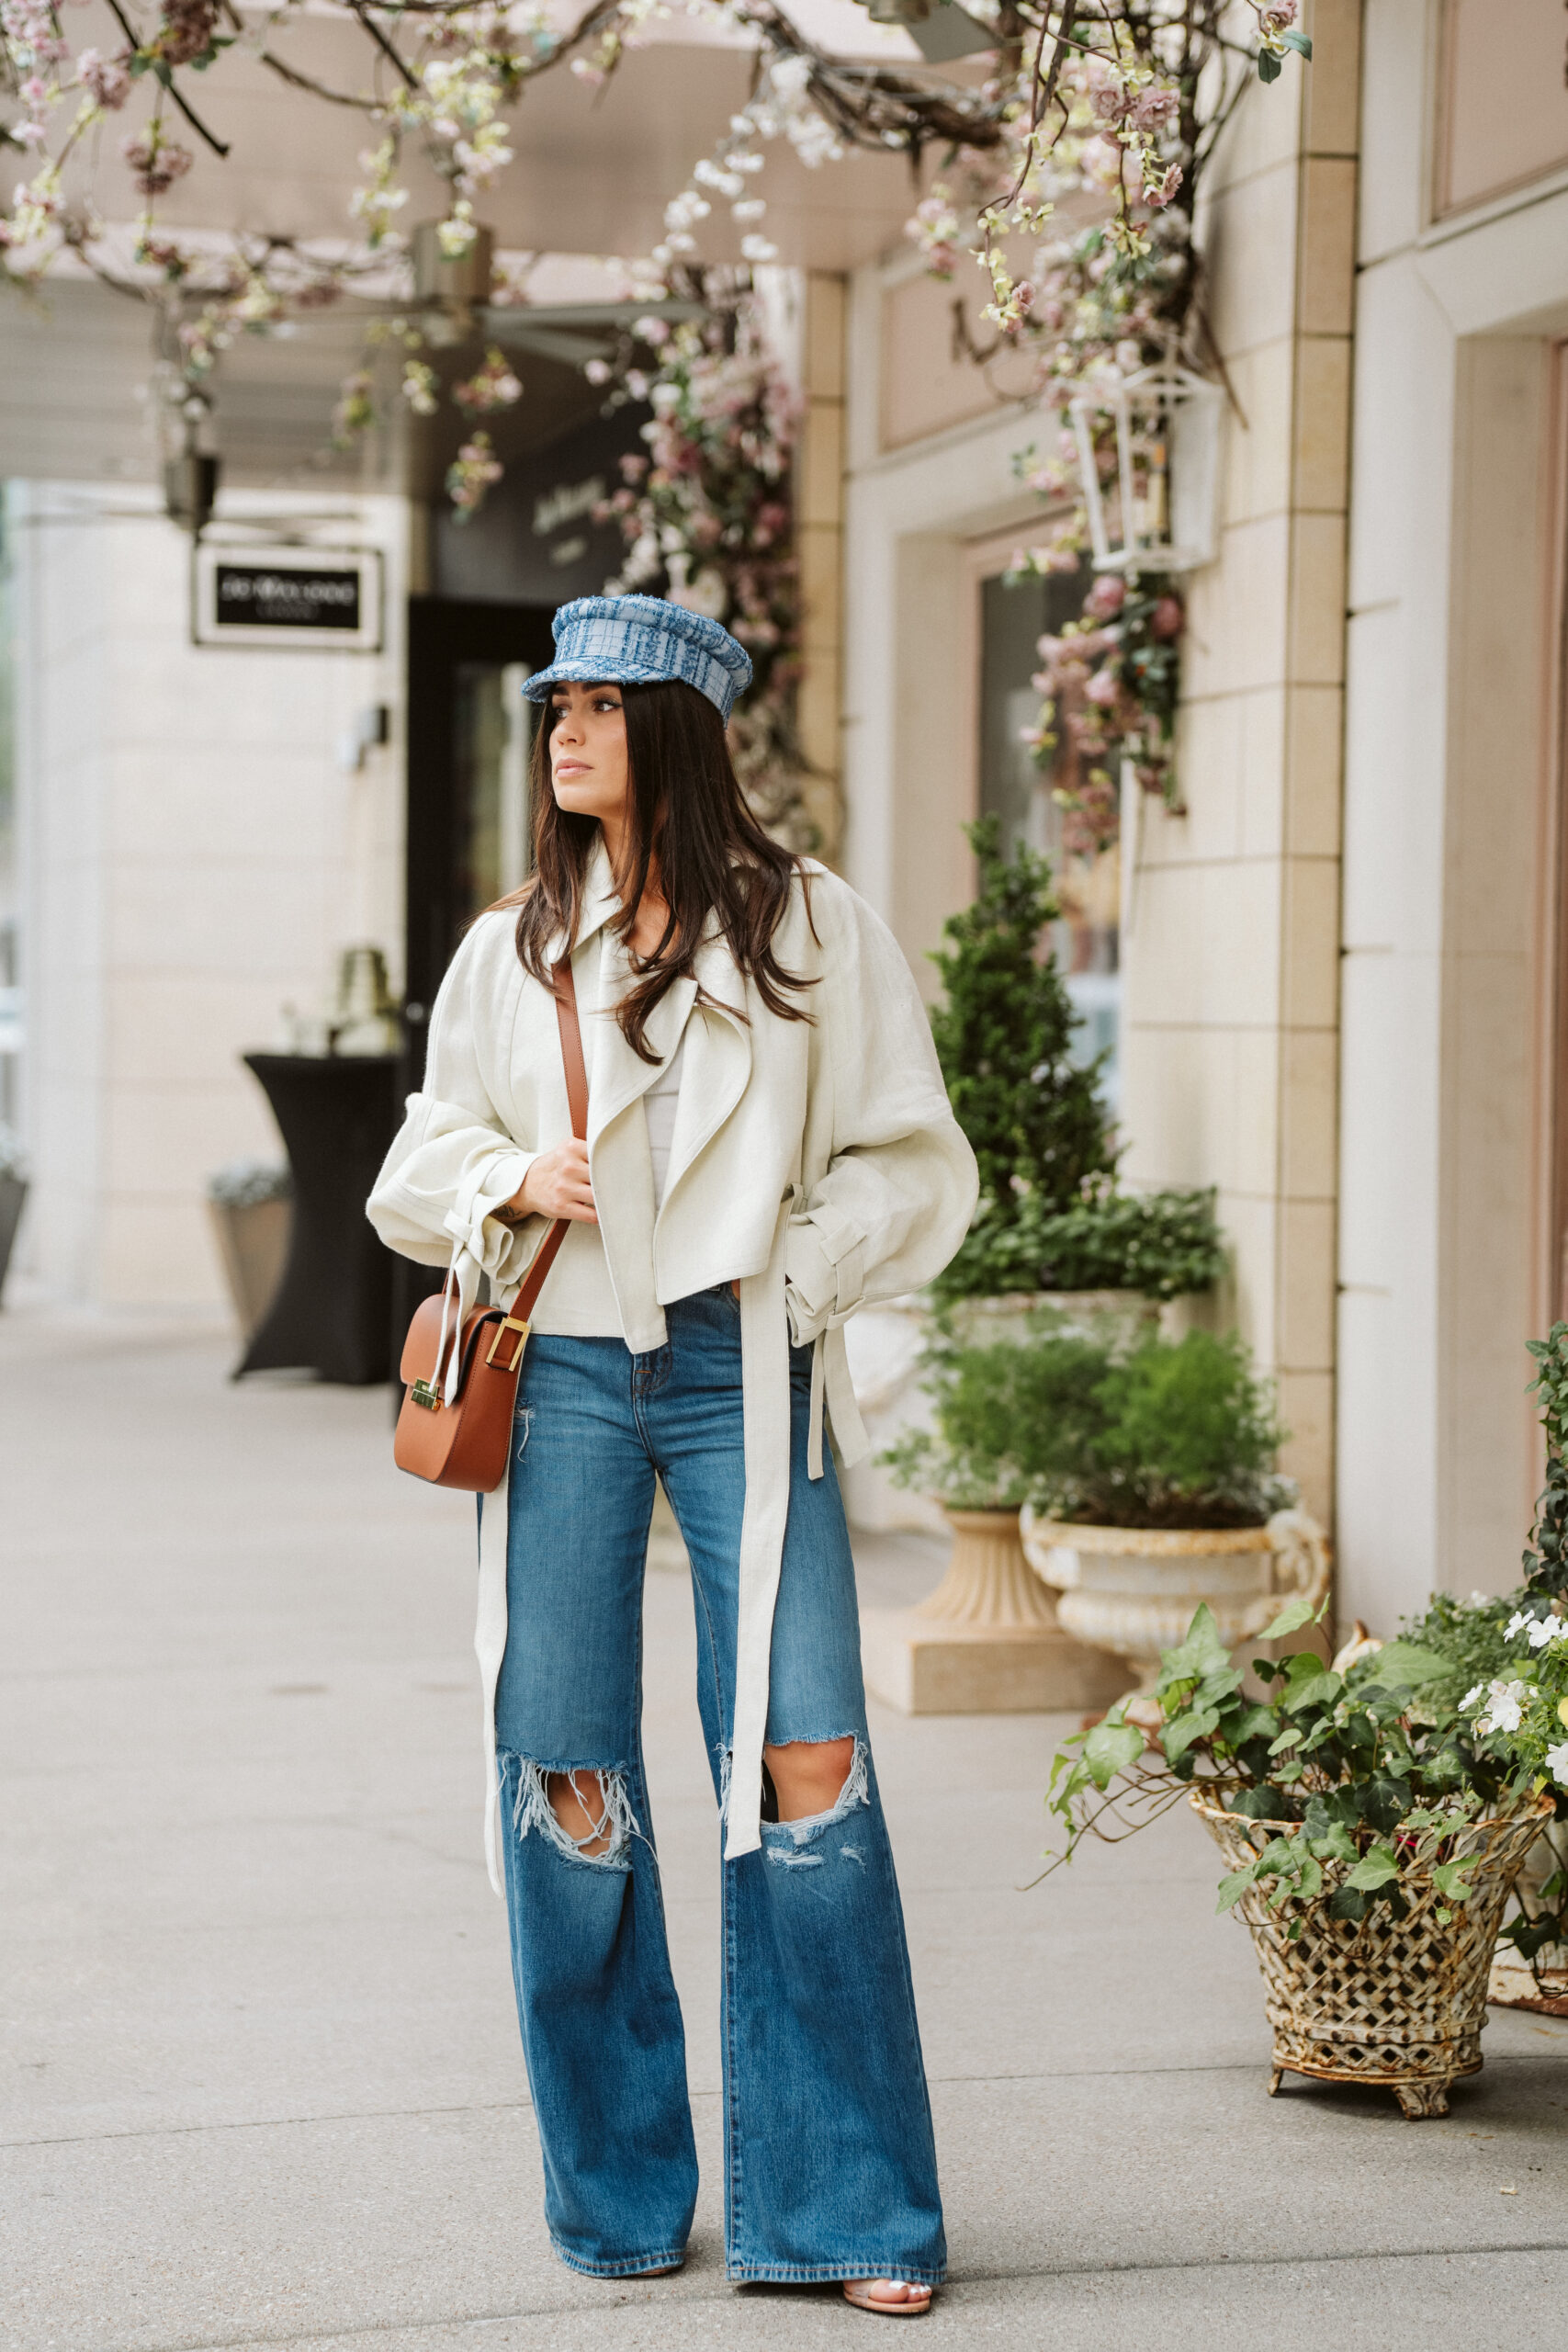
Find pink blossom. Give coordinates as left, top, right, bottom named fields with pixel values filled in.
left=79, top=47, right=131, bottom=108
left=1150, top=595, right=1184, bottom=641
left=1261, top=1, right=1297, bottom=24
left=1147, top=164, right=1184, bottom=209
left=1092, top=75, right=1133, bottom=126
left=1084, top=574, right=1126, bottom=620
left=1131, top=86, right=1178, bottom=131
left=1084, top=668, right=1119, bottom=707
left=121, top=132, right=194, bottom=195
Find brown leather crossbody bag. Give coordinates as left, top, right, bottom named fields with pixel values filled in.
left=392, top=956, right=588, bottom=1493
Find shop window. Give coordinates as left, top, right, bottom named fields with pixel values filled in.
left=977, top=568, right=1121, bottom=1111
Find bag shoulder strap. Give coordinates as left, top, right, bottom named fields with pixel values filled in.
left=553, top=954, right=588, bottom=1141
left=512, top=954, right=588, bottom=1324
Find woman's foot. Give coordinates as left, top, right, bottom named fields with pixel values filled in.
left=842, top=2279, right=932, bottom=2317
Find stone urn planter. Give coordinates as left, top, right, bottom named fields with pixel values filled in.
left=1019, top=1507, right=1331, bottom=1695
left=860, top=1501, right=1131, bottom=1716
left=0, top=1169, right=27, bottom=1306
left=1194, top=1790, right=1552, bottom=2117
left=206, top=1160, right=292, bottom=1341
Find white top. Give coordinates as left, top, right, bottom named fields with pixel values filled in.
left=643, top=1033, right=686, bottom=1211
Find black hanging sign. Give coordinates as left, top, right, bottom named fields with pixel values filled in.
left=192, top=545, right=384, bottom=650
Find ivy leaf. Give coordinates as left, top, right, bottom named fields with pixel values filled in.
left=1157, top=1605, right=1233, bottom=1690
left=1231, top=1783, right=1289, bottom=1821
left=1258, top=1594, right=1316, bottom=1643
left=1268, top=1724, right=1303, bottom=1757
left=1346, top=1844, right=1400, bottom=1891
left=1357, top=1641, right=1449, bottom=1690
left=1310, top=1824, right=1359, bottom=1867
left=1231, top=1704, right=1279, bottom=1747
left=1432, top=1859, right=1476, bottom=1905
left=1360, top=1772, right=1412, bottom=1834
left=1283, top=1666, right=1342, bottom=1716
left=1295, top=1855, right=1324, bottom=1903
left=1082, top=1716, right=1144, bottom=1791
left=1217, top=1867, right=1257, bottom=1912
left=1282, top=28, right=1313, bottom=57
left=1257, top=47, right=1282, bottom=81
left=1327, top=1885, right=1371, bottom=1923
left=1162, top=1704, right=1221, bottom=1765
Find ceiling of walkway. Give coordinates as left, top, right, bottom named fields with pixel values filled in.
left=0, top=0, right=954, bottom=493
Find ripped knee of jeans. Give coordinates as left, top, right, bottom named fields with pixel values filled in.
left=760, top=1736, right=869, bottom=1871
left=507, top=1755, right=638, bottom=1871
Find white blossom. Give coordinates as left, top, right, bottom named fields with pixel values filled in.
left=1476, top=1679, right=1531, bottom=1736
left=1546, top=1740, right=1568, bottom=1785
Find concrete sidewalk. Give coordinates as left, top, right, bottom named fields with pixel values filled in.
left=4, top=1309, right=1567, bottom=2352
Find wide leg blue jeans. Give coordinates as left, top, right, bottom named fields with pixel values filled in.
left=491, top=1283, right=946, bottom=2285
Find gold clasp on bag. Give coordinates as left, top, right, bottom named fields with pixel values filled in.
left=410, top=1379, right=441, bottom=1411
left=486, top=1315, right=530, bottom=1373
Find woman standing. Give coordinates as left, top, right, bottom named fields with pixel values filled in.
left=368, top=595, right=977, bottom=2314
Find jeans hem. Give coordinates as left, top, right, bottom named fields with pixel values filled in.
left=725, top=2262, right=947, bottom=2287
left=551, top=2242, right=686, bottom=2278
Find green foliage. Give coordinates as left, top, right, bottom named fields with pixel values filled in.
left=881, top=1316, right=1292, bottom=1529
left=1044, top=1594, right=1527, bottom=1929
left=1523, top=1323, right=1568, bottom=1601
left=932, top=1183, right=1227, bottom=1306
left=1083, top=1330, right=1287, bottom=1526
left=927, top=818, right=1115, bottom=1215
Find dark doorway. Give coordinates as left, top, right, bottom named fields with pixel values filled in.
left=404, top=595, right=556, bottom=1038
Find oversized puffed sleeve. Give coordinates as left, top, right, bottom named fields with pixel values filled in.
left=784, top=877, right=978, bottom=1347
left=367, top=914, right=540, bottom=1307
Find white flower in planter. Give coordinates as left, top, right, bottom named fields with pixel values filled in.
left=1546, top=1741, right=1568, bottom=1785
left=1475, top=1679, right=1531, bottom=1736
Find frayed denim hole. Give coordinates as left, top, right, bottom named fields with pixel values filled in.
left=716, top=1744, right=733, bottom=1825
left=514, top=1406, right=533, bottom=1460
left=760, top=1736, right=869, bottom=1854
left=510, top=1756, right=639, bottom=1871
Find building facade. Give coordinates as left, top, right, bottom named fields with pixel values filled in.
left=4, top=0, right=1567, bottom=1637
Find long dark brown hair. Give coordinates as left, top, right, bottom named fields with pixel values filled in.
left=501, top=677, right=814, bottom=1062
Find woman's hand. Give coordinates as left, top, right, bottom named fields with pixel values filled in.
left=505, top=1138, right=596, bottom=1224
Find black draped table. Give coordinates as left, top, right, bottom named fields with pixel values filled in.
left=238, top=1052, right=400, bottom=1385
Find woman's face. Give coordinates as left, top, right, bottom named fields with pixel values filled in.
left=547, top=680, right=629, bottom=824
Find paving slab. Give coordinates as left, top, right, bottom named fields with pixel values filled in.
left=4, top=1308, right=1567, bottom=2352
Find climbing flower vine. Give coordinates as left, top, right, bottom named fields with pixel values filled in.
left=903, top=0, right=1310, bottom=851
left=589, top=278, right=812, bottom=848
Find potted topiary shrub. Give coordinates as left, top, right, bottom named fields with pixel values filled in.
left=206, top=1158, right=292, bottom=1340
left=1046, top=1598, right=1551, bottom=2118
left=0, top=1125, right=28, bottom=1307
left=1015, top=1321, right=1329, bottom=1697
left=844, top=820, right=1225, bottom=1536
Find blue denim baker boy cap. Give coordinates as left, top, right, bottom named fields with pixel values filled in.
left=522, top=594, right=754, bottom=726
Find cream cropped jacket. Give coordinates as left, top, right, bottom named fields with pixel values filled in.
left=367, top=842, right=978, bottom=1883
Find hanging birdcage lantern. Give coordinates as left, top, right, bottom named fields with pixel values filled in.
left=1069, top=353, right=1224, bottom=578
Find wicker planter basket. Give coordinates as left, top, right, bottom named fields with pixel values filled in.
left=1192, top=1790, right=1552, bottom=2119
